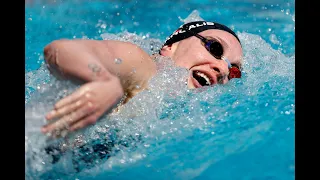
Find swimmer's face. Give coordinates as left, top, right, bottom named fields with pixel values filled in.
left=160, top=29, right=243, bottom=89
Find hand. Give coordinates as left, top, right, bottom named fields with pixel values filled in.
left=41, top=77, right=124, bottom=137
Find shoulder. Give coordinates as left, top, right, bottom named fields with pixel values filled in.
left=99, top=40, right=157, bottom=97
left=100, top=40, right=156, bottom=75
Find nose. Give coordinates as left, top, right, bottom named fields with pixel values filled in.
left=211, top=59, right=229, bottom=76
left=205, top=58, right=230, bottom=84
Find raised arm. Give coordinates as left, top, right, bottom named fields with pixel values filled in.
left=41, top=39, right=156, bottom=136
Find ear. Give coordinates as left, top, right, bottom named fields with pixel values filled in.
left=160, top=44, right=175, bottom=57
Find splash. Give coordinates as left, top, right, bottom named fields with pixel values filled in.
left=25, top=11, right=294, bottom=180
left=178, top=10, right=205, bottom=23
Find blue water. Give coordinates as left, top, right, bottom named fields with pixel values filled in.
left=25, top=0, right=295, bottom=180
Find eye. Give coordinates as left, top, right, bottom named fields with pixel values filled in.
left=203, top=37, right=224, bottom=59
left=209, top=41, right=223, bottom=58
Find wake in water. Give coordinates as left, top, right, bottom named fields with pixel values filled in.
left=25, top=11, right=294, bottom=180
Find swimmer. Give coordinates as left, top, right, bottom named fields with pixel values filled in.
left=41, top=21, right=243, bottom=136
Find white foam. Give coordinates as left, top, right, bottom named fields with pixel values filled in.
left=25, top=10, right=294, bottom=179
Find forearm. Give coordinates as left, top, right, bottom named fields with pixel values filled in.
left=44, top=39, right=115, bottom=83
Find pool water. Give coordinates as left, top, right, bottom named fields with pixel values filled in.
left=25, top=0, right=295, bottom=179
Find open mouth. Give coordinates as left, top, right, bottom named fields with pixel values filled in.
left=192, top=70, right=212, bottom=86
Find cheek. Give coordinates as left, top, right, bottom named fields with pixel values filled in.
left=173, top=47, right=207, bottom=68
left=172, top=47, right=191, bottom=67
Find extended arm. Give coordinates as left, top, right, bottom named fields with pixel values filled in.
left=41, top=39, right=156, bottom=136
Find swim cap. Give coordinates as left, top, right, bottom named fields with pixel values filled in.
left=163, top=21, right=240, bottom=46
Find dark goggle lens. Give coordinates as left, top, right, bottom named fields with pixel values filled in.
left=209, top=41, right=223, bottom=59
left=228, top=66, right=241, bottom=79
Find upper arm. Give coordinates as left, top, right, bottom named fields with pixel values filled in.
left=44, top=39, right=156, bottom=96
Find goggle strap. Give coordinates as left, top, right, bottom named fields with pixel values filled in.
left=221, top=56, right=231, bottom=69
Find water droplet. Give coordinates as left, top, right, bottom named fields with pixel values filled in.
left=114, top=58, right=122, bottom=64
left=100, top=24, right=106, bottom=29
left=135, top=85, right=140, bottom=89
left=144, top=144, right=150, bottom=148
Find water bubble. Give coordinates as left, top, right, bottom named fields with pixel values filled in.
left=133, top=22, right=139, bottom=26
left=100, top=24, right=107, bottom=29
left=269, top=34, right=280, bottom=45
left=130, top=68, right=136, bottom=74
left=144, top=144, right=150, bottom=148
left=114, top=58, right=122, bottom=64
left=286, top=9, right=290, bottom=15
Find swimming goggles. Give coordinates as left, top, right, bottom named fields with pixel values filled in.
left=184, top=28, right=242, bottom=80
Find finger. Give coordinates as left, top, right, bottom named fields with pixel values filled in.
left=69, top=113, right=98, bottom=132
left=54, top=88, right=89, bottom=109
left=46, top=99, right=85, bottom=120
left=47, top=128, right=69, bottom=139
left=42, top=102, right=95, bottom=133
